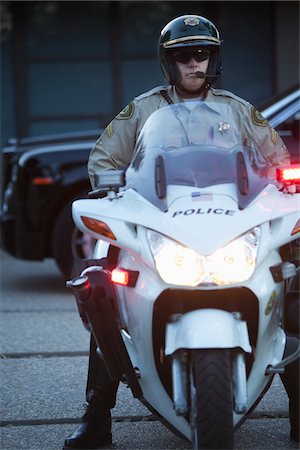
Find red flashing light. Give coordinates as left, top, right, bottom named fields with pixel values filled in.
left=276, top=166, right=300, bottom=185
left=111, top=268, right=129, bottom=286
left=111, top=268, right=139, bottom=287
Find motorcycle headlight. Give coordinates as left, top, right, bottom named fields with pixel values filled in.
left=206, top=227, right=260, bottom=285
left=146, top=230, right=206, bottom=286
left=146, top=227, right=260, bottom=287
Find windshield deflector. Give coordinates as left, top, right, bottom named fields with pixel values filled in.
left=125, top=102, right=273, bottom=211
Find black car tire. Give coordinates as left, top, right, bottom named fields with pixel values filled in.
left=52, top=201, right=75, bottom=280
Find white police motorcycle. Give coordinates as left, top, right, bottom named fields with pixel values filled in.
left=68, top=102, right=299, bottom=449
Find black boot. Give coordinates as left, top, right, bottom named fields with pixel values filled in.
left=63, top=390, right=112, bottom=449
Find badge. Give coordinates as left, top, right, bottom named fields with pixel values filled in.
left=218, top=121, right=230, bottom=135
left=116, top=101, right=135, bottom=120
left=251, top=107, right=268, bottom=127
left=184, top=17, right=200, bottom=26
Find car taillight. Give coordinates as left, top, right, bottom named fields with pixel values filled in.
left=276, top=165, right=300, bottom=185
left=111, top=268, right=139, bottom=287
left=32, top=176, right=55, bottom=185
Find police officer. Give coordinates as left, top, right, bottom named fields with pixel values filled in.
left=63, top=15, right=297, bottom=449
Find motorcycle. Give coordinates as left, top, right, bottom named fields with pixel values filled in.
left=67, top=101, right=299, bottom=449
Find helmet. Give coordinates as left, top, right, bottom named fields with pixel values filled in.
left=158, top=15, right=222, bottom=86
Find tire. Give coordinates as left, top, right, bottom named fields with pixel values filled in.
left=52, top=201, right=75, bottom=279
left=189, top=349, right=234, bottom=450
left=52, top=197, right=96, bottom=279
left=71, top=227, right=96, bottom=261
left=71, top=227, right=96, bottom=276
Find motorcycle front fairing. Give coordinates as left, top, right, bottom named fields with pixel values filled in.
left=71, top=101, right=299, bottom=440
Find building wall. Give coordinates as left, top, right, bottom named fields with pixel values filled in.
left=1, top=1, right=299, bottom=146
left=274, top=1, right=300, bottom=92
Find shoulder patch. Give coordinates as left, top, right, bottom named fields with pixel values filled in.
left=106, top=122, right=114, bottom=138
left=270, top=127, right=277, bottom=144
left=116, top=102, right=135, bottom=120
left=251, top=107, right=268, bottom=127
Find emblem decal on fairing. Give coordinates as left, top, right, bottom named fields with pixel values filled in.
left=265, top=291, right=277, bottom=315
left=191, top=192, right=213, bottom=201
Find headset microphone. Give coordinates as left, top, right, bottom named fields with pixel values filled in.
left=195, top=71, right=219, bottom=79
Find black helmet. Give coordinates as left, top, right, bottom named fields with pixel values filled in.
left=158, top=15, right=222, bottom=86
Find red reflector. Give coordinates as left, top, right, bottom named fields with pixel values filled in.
left=111, top=268, right=129, bottom=286
left=276, top=166, right=300, bottom=184
left=111, top=268, right=139, bottom=287
left=32, top=176, right=54, bottom=185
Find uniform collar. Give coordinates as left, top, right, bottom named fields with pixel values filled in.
left=166, top=86, right=221, bottom=116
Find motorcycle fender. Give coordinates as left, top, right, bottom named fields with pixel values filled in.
left=165, top=309, right=252, bottom=356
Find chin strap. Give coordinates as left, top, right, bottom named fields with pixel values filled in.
left=160, top=89, right=174, bottom=105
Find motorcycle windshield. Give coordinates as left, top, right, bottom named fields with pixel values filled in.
left=125, top=101, right=274, bottom=211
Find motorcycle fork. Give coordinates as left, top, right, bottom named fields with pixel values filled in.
left=171, top=349, right=189, bottom=416
left=171, top=349, right=248, bottom=416
left=231, top=351, right=247, bottom=413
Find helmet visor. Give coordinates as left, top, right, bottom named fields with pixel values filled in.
left=171, top=48, right=211, bottom=64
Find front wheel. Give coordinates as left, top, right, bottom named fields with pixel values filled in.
left=190, top=349, right=234, bottom=450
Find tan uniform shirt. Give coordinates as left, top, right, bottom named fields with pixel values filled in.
left=88, top=86, right=290, bottom=188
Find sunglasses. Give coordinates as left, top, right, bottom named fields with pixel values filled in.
left=172, top=49, right=211, bottom=64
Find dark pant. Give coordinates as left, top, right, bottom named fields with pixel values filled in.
left=280, top=336, right=299, bottom=437
left=86, top=335, right=119, bottom=409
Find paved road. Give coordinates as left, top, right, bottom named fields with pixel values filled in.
left=0, top=249, right=298, bottom=449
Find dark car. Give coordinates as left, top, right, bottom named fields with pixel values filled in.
left=1, top=129, right=101, bottom=278
left=1, top=87, right=299, bottom=279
